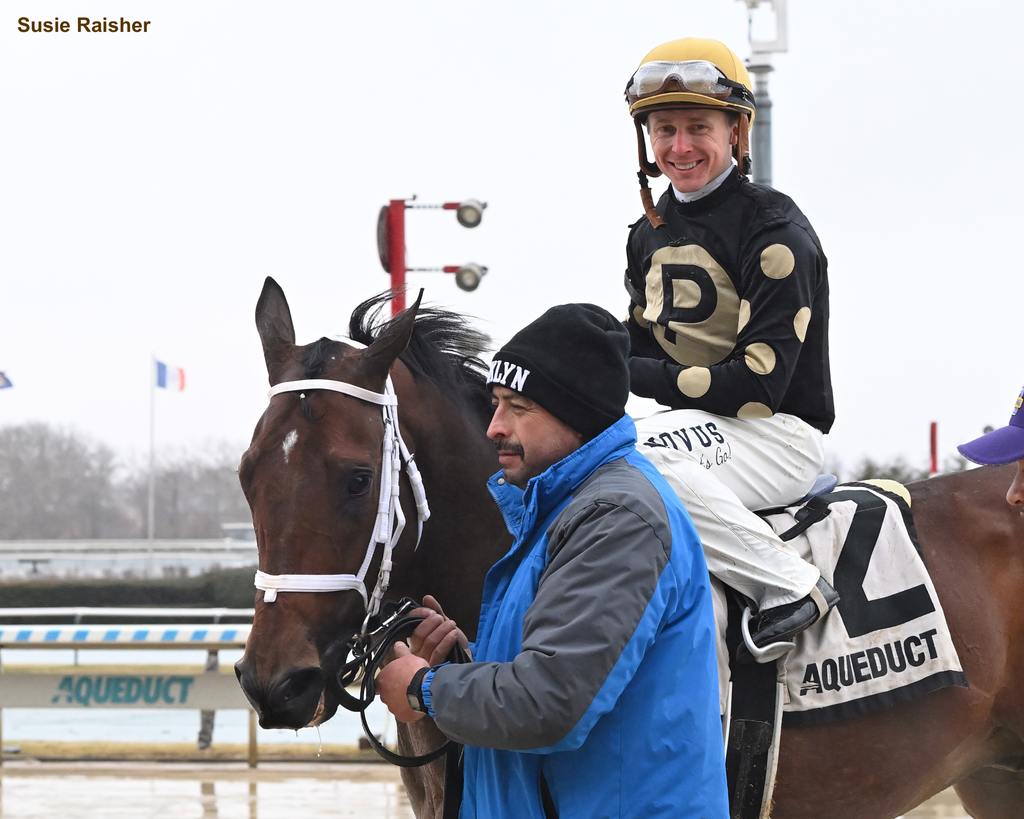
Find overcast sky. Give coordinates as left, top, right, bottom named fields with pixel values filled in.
left=2, top=0, right=1020, bottom=476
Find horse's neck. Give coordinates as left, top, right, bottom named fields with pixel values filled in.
left=395, top=382, right=508, bottom=638
left=909, top=463, right=1023, bottom=650
left=910, top=464, right=1019, bottom=537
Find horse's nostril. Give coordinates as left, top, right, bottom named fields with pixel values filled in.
left=276, top=667, right=323, bottom=704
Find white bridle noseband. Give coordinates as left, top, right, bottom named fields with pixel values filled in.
left=253, top=368, right=430, bottom=621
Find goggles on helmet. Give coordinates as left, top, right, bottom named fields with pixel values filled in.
left=625, top=60, right=750, bottom=107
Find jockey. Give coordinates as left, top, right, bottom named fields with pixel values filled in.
left=622, top=37, right=839, bottom=651
left=958, top=385, right=1024, bottom=507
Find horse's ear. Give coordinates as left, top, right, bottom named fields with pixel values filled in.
left=255, top=277, right=296, bottom=377
left=361, top=291, right=423, bottom=382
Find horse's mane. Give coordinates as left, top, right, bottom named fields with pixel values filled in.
left=340, top=292, right=494, bottom=421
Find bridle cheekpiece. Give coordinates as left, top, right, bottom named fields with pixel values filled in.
left=253, top=363, right=430, bottom=629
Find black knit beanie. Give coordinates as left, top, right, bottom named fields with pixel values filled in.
left=487, top=303, right=629, bottom=440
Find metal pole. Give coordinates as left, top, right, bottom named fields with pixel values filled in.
left=248, top=709, right=259, bottom=767
left=749, top=62, right=773, bottom=186
left=740, top=0, right=786, bottom=187
left=387, top=199, right=407, bottom=317
left=930, top=421, right=939, bottom=476
left=1, top=646, right=4, bottom=767
left=147, top=356, right=156, bottom=542
left=197, top=649, right=218, bottom=749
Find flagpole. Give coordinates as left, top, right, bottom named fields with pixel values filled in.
left=148, top=355, right=156, bottom=543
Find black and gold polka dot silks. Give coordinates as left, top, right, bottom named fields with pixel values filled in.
left=624, top=168, right=835, bottom=434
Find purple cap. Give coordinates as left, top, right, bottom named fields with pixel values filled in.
left=957, top=386, right=1024, bottom=465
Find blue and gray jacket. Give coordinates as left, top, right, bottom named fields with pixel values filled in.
left=423, top=415, right=727, bottom=818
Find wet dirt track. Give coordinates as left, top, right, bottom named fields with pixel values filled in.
left=0, top=761, right=967, bottom=818
left=0, top=762, right=415, bottom=819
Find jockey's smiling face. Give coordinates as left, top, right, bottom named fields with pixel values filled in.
left=647, top=108, right=737, bottom=193
left=1007, top=461, right=1024, bottom=509
left=487, top=386, right=584, bottom=488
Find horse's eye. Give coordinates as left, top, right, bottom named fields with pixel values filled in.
left=347, top=470, right=373, bottom=496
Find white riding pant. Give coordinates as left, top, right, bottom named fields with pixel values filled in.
left=635, top=410, right=825, bottom=609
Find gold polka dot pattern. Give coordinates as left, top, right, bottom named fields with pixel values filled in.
left=760, top=244, right=795, bottom=279
left=737, top=401, right=774, bottom=419
left=744, top=343, right=776, bottom=376
left=737, top=299, right=751, bottom=334
left=793, top=307, right=811, bottom=342
left=676, top=367, right=712, bottom=398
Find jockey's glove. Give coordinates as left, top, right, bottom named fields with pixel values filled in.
left=628, top=356, right=682, bottom=408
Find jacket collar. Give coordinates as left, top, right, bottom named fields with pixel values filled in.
left=671, top=161, right=735, bottom=203
left=488, top=415, right=637, bottom=539
left=661, top=165, right=741, bottom=216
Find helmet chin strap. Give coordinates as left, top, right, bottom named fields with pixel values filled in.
left=253, top=363, right=430, bottom=624
left=637, top=171, right=665, bottom=230
left=634, top=119, right=666, bottom=229
left=736, top=112, right=752, bottom=177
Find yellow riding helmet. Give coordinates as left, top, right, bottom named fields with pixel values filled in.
left=626, top=38, right=756, bottom=124
left=626, top=38, right=756, bottom=228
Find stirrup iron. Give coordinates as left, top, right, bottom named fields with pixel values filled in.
left=741, top=607, right=795, bottom=663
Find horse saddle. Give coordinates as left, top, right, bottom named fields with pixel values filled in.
left=719, top=478, right=968, bottom=819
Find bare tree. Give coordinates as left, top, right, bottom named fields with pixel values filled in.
left=843, top=454, right=969, bottom=485
left=0, top=424, right=250, bottom=539
left=0, top=424, right=135, bottom=538
left=119, top=442, right=250, bottom=538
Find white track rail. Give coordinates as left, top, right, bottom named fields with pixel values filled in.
left=0, top=607, right=253, bottom=620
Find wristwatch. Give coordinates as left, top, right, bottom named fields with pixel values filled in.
left=406, top=666, right=430, bottom=713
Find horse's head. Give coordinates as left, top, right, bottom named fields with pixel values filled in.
left=234, top=277, right=421, bottom=729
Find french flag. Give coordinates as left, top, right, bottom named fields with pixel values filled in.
left=155, top=360, right=186, bottom=391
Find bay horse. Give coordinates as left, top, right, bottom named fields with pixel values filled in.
left=235, top=277, right=1024, bottom=818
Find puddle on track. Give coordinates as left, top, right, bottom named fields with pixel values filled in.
left=0, top=761, right=969, bottom=818
left=0, top=762, right=415, bottom=819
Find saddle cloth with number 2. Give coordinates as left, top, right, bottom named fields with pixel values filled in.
left=753, top=480, right=967, bottom=725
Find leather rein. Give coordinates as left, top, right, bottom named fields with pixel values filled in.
left=332, top=596, right=470, bottom=767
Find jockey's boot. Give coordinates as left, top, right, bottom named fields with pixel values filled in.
left=750, top=577, right=839, bottom=649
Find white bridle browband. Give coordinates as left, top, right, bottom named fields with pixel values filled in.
left=253, top=363, right=430, bottom=620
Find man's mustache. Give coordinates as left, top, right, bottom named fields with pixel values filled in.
left=494, top=441, right=524, bottom=457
